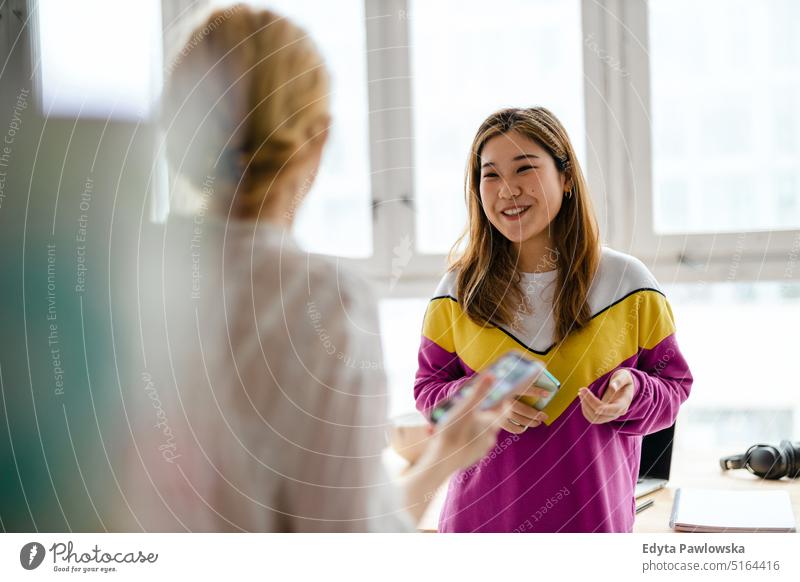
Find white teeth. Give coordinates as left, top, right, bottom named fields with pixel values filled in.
left=502, top=207, right=529, bottom=216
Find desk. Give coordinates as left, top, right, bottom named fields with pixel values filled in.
left=414, top=456, right=800, bottom=533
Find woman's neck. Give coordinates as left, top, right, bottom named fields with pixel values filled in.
left=258, top=182, right=301, bottom=228
left=257, top=161, right=318, bottom=227
left=512, top=233, right=558, bottom=273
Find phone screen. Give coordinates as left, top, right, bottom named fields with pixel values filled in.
left=430, top=352, right=559, bottom=424
left=480, top=353, right=542, bottom=408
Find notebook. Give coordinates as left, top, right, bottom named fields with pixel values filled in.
left=669, top=488, right=797, bottom=532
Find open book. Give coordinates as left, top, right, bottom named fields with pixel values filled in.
left=670, top=488, right=797, bottom=533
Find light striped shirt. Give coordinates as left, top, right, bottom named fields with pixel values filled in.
left=122, top=216, right=414, bottom=532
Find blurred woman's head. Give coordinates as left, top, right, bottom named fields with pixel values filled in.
left=162, top=4, right=330, bottom=221
left=452, top=107, right=600, bottom=343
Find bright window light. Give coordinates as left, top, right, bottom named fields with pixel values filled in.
left=36, top=0, right=163, bottom=120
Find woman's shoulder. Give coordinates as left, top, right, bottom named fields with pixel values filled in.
left=223, top=223, right=376, bottom=316
left=597, top=246, right=660, bottom=289
left=431, top=268, right=459, bottom=300
left=291, top=249, right=375, bottom=311
left=589, top=246, right=663, bottom=312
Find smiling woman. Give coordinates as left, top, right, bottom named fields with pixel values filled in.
left=412, top=106, right=694, bottom=533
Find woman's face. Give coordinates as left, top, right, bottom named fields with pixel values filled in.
left=478, top=130, right=566, bottom=245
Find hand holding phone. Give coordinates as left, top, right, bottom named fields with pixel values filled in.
left=423, top=373, right=513, bottom=471
left=517, top=365, right=561, bottom=411
left=430, top=351, right=561, bottom=425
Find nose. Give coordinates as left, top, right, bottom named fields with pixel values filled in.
left=498, top=178, right=523, bottom=199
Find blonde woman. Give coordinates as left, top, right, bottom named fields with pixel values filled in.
left=122, top=5, right=509, bottom=532
left=414, top=107, right=693, bottom=532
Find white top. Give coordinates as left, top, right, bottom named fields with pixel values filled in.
left=514, top=269, right=560, bottom=350
left=123, top=216, right=415, bottom=532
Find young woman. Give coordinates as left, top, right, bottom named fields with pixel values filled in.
left=119, top=5, right=511, bottom=533
left=414, top=107, right=693, bottom=532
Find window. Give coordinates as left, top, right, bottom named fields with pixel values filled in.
left=144, top=1, right=800, bottom=423
left=172, top=1, right=586, bottom=271
left=409, top=0, right=586, bottom=254
left=649, top=0, right=800, bottom=235
left=664, top=282, right=799, bottom=417
left=378, top=298, right=428, bottom=417
left=607, top=0, right=800, bottom=266
left=36, top=0, right=162, bottom=120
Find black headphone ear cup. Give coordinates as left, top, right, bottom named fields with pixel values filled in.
left=780, top=440, right=800, bottom=479
left=749, top=444, right=785, bottom=479
left=774, top=443, right=791, bottom=479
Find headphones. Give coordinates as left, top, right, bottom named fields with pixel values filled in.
left=720, top=440, right=800, bottom=480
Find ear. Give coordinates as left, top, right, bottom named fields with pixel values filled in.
left=562, top=171, right=573, bottom=193
left=306, top=115, right=331, bottom=148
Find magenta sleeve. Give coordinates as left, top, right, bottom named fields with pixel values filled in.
left=413, top=335, right=476, bottom=419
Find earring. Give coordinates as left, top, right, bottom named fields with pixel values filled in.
left=564, top=190, right=573, bottom=199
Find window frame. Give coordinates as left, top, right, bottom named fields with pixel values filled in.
left=614, top=0, right=800, bottom=283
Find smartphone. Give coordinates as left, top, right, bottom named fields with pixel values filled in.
left=429, top=351, right=561, bottom=424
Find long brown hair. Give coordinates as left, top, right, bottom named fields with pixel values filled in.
left=450, top=107, right=600, bottom=344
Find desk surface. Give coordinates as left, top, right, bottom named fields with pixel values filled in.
left=415, top=456, right=800, bottom=533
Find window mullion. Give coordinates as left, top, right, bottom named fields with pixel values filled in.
left=581, top=0, right=613, bottom=247
left=364, top=0, right=416, bottom=281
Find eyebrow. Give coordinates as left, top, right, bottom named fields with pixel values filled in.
left=481, top=153, right=541, bottom=169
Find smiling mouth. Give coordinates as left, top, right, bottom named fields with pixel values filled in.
left=501, top=206, right=531, bottom=217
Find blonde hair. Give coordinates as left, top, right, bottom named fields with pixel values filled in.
left=161, top=4, right=330, bottom=219
left=451, top=107, right=601, bottom=344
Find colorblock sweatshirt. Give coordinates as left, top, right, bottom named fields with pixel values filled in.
left=413, top=246, right=693, bottom=532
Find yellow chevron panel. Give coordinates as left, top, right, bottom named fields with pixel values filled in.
left=421, top=290, right=675, bottom=425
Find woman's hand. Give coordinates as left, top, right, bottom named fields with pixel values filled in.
left=501, top=383, right=552, bottom=434
left=424, top=374, right=513, bottom=472
left=400, top=375, right=514, bottom=524
left=578, top=368, right=635, bottom=424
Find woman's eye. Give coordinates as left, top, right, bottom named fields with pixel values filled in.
left=518, top=165, right=536, bottom=173
left=482, top=173, right=498, bottom=179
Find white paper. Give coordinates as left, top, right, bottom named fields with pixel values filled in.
left=671, top=488, right=797, bottom=532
